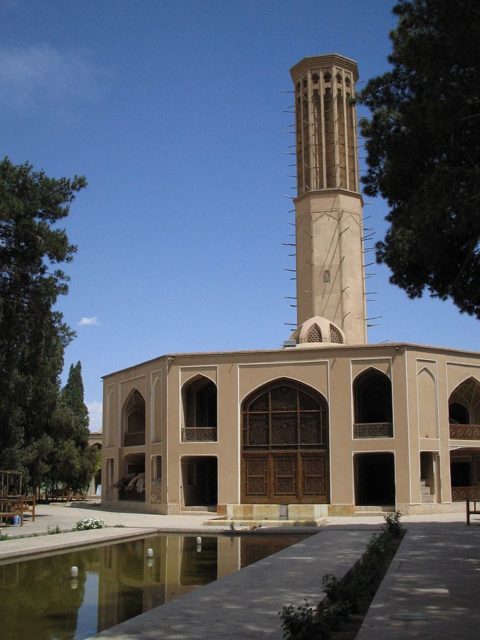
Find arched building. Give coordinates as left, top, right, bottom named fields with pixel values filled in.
left=102, top=54, right=480, bottom=517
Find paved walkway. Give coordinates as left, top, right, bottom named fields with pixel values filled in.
left=357, top=517, right=480, bottom=640
left=2, top=504, right=479, bottom=639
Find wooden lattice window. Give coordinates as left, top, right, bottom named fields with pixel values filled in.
left=303, top=455, right=327, bottom=495
left=184, top=376, right=217, bottom=428
left=242, top=380, right=328, bottom=450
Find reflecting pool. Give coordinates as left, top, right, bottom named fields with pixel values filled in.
left=0, top=533, right=309, bottom=640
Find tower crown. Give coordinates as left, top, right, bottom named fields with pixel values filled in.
left=290, top=54, right=359, bottom=196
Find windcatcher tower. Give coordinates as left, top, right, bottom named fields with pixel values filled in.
left=290, top=54, right=366, bottom=345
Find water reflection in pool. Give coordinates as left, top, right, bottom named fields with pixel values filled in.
left=0, top=533, right=309, bottom=640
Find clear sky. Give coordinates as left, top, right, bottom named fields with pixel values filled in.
left=1, top=0, right=478, bottom=431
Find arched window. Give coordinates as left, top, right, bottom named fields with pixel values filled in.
left=449, top=377, right=480, bottom=423
left=182, top=376, right=217, bottom=441
left=449, top=377, right=480, bottom=439
left=353, top=369, right=393, bottom=438
left=243, top=379, right=328, bottom=449
left=307, top=324, right=322, bottom=343
left=242, top=379, right=329, bottom=504
left=123, top=390, right=145, bottom=446
left=330, top=325, right=343, bottom=344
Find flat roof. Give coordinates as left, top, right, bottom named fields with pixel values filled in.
left=102, top=341, right=480, bottom=379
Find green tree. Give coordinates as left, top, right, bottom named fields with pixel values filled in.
left=62, top=361, right=89, bottom=430
left=360, top=0, right=480, bottom=317
left=50, top=361, right=95, bottom=493
left=0, top=157, right=86, bottom=487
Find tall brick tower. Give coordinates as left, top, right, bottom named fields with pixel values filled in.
left=290, top=54, right=366, bottom=345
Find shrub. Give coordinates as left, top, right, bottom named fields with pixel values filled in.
left=383, top=511, right=403, bottom=537
left=47, top=525, right=62, bottom=535
left=321, top=574, right=351, bottom=630
left=72, top=517, right=106, bottom=531
left=280, top=601, right=327, bottom=640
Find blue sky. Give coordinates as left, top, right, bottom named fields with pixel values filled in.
left=1, top=0, right=478, bottom=431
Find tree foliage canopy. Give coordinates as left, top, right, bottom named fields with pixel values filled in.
left=360, top=0, right=480, bottom=316
left=0, top=157, right=88, bottom=489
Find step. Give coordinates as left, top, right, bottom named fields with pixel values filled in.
left=354, top=505, right=395, bottom=514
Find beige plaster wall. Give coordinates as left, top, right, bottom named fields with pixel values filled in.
left=102, top=343, right=480, bottom=515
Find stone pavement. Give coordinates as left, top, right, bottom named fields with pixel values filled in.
left=2, top=504, right=479, bottom=639
left=357, top=516, right=480, bottom=640
left=0, top=501, right=228, bottom=538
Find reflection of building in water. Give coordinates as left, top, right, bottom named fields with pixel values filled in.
left=102, top=54, right=480, bottom=518
left=97, top=536, right=238, bottom=632
left=96, top=534, right=303, bottom=632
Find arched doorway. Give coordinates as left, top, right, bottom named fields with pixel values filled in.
left=241, top=379, right=329, bottom=504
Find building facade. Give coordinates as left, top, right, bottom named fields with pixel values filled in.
left=102, top=55, right=480, bottom=517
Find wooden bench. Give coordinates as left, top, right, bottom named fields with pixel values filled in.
left=466, top=497, right=480, bottom=525
left=19, top=496, right=35, bottom=522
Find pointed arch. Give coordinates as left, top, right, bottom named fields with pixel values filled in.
left=242, top=378, right=329, bottom=504
left=417, top=367, right=438, bottom=438
left=449, top=377, right=480, bottom=438
left=353, top=368, right=393, bottom=437
left=307, top=324, right=322, bottom=343
left=182, top=375, right=217, bottom=441
left=330, top=324, right=343, bottom=344
left=449, top=377, right=480, bottom=423
left=122, top=389, right=145, bottom=446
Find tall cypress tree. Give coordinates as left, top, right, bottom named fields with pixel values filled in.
left=49, top=361, right=95, bottom=493
left=0, top=157, right=86, bottom=488
left=62, top=362, right=89, bottom=431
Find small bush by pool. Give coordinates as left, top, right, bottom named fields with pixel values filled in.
left=72, top=517, right=106, bottom=531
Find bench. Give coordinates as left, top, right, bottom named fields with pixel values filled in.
left=18, top=496, right=35, bottom=522
left=466, top=497, right=480, bottom=525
